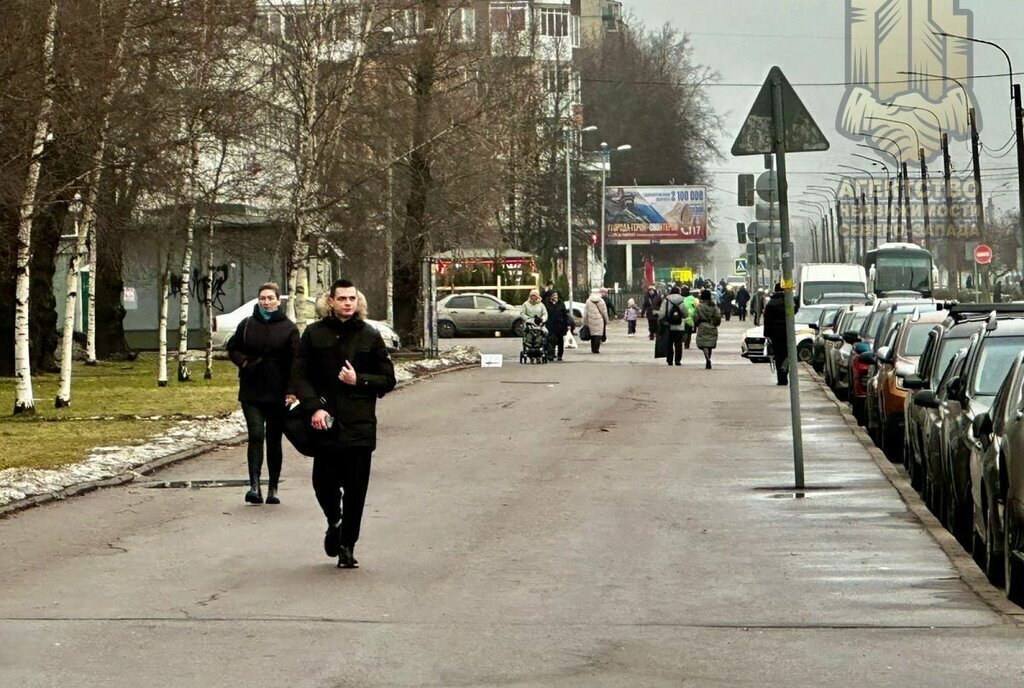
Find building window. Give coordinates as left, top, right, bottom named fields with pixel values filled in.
left=538, top=7, right=569, bottom=37
left=449, top=7, right=476, bottom=42
left=394, top=8, right=422, bottom=38
left=570, top=15, right=580, bottom=47
left=542, top=66, right=570, bottom=94
left=490, top=3, right=527, bottom=32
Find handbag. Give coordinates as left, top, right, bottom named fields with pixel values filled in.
left=564, top=332, right=579, bottom=349
left=578, top=324, right=591, bottom=341
left=282, top=398, right=342, bottom=457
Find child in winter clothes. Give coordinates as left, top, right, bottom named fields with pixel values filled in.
left=624, top=299, right=639, bottom=336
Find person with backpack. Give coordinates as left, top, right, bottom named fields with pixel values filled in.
left=693, top=289, right=722, bottom=370
left=658, top=286, right=690, bottom=366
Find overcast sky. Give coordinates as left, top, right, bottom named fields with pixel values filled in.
left=622, top=0, right=1024, bottom=274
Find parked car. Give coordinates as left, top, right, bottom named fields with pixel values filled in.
left=903, top=307, right=989, bottom=493
left=934, top=316, right=1024, bottom=546
left=436, top=293, right=526, bottom=337
left=741, top=326, right=769, bottom=362
left=983, top=352, right=1024, bottom=603
left=866, top=309, right=947, bottom=461
left=211, top=295, right=401, bottom=350
left=823, top=306, right=871, bottom=399
left=968, top=351, right=1024, bottom=589
left=810, top=306, right=842, bottom=373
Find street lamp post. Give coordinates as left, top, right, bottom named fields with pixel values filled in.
left=869, top=115, right=929, bottom=247
left=808, top=185, right=843, bottom=262
left=852, top=153, right=889, bottom=249
left=806, top=192, right=837, bottom=261
left=566, top=125, right=598, bottom=313
left=838, top=166, right=876, bottom=263
left=599, top=142, right=631, bottom=286
left=857, top=131, right=906, bottom=242
left=935, top=31, right=1024, bottom=272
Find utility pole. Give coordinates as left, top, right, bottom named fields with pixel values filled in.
left=920, top=146, right=930, bottom=251
left=885, top=176, right=893, bottom=246
left=970, top=107, right=988, bottom=297
left=835, top=200, right=846, bottom=263
left=942, top=132, right=955, bottom=289
left=872, top=180, right=879, bottom=252
left=902, top=161, right=912, bottom=243
left=1015, top=84, right=1024, bottom=271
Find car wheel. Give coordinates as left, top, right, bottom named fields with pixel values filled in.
left=797, top=343, right=813, bottom=364
left=438, top=320, right=456, bottom=339
left=512, top=320, right=525, bottom=337
left=1004, top=500, right=1024, bottom=604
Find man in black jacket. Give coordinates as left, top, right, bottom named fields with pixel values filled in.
left=762, top=284, right=790, bottom=386
left=544, top=291, right=574, bottom=361
left=289, top=279, right=397, bottom=568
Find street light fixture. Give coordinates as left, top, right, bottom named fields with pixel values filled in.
left=852, top=153, right=890, bottom=248
left=565, top=125, right=598, bottom=314
left=839, top=164, right=877, bottom=261
left=598, top=141, right=632, bottom=286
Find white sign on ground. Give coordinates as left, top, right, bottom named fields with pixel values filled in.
left=480, top=354, right=503, bottom=368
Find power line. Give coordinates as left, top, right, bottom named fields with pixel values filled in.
left=581, top=69, right=1024, bottom=89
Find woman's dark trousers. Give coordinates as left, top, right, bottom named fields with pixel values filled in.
left=667, top=330, right=684, bottom=365
left=590, top=335, right=602, bottom=353
left=312, top=448, right=373, bottom=547
left=647, top=316, right=658, bottom=339
left=241, top=401, right=284, bottom=497
left=548, top=332, right=565, bottom=360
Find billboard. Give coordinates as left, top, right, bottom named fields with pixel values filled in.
left=605, top=186, right=707, bottom=244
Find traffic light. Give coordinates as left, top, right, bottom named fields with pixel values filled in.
left=736, top=222, right=746, bottom=244
left=737, top=174, right=754, bottom=206
left=589, top=233, right=598, bottom=247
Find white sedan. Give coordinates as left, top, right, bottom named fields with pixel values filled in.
left=212, top=296, right=400, bottom=350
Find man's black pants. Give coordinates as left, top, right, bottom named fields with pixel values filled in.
left=312, top=447, right=373, bottom=547
left=666, top=330, right=684, bottom=365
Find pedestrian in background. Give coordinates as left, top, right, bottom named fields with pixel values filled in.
left=736, top=285, right=751, bottom=322
left=659, top=286, right=690, bottom=366
left=720, top=287, right=735, bottom=322
left=544, top=290, right=574, bottom=361
left=289, top=278, right=397, bottom=569
left=584, top=289, right=610, bottom=354
left=763, top=283, right=790, bottom=385
left=521, top=289, right=549, bottom=327
left=540, top=280, right=556, bottom=303
left=624, top=298, right=639, bottom=336
left=599, top=287, right=617, bottom=318
left=994, top=279, right=1003, bottom=304
left=226, top=282, right=299, bottom=506
left=693, top=289, right=722, bottom=370
left=751, top=288, right=766, bottom=327
left=641, top=285, right=662, bottom=340
left=681, top=285, right=697, bottom=349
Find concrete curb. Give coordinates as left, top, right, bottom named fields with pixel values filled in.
left=803, top=363, right=1024, bottom=622
left=0, top=359, right=479, bottom=521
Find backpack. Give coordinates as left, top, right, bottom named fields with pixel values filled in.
left=666, top=300, right=685, bottom=326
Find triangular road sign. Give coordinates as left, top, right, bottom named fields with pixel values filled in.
left=731, top=66, right=829, bottom=156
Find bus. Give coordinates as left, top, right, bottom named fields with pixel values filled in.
left=797, top=263, right=868, bottom=308
left=863, top=243, right=935, bottom=298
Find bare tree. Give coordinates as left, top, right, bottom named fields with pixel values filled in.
left=12, top=0, right=58, bottom=415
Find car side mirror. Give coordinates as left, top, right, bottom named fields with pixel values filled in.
left=902, top=373, right=925, bottom=390
left=809, top=323, right=820, bottom=331
left=972, top=412, right=993, bottom=441
left=842, top=331, right=860, bottom=345
left=946, top=377, right=962, bottom=399
left=859, top=351, right=876, bottom=364
left=875, top=346, right=892, bottom=364
left=824, top=333, right=841, bottom=342
left=853, top=342, right=871, bottom=355
left=498, top=305, right=507, bottom=312
left=913, top=389, right=940, bottom=409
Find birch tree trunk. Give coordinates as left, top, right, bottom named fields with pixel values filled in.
left=85, top=223, right=97, bottom=365
left=203, top=217, right=214, bottom=379
left=157, top=260, right=170, bottom=387
left=55, top=1, right=133, bottom=406
left=13, top=0, right=59, bottom=415
left=176, top=134, right=200, bottom=382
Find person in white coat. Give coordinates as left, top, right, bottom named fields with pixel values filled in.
left=583, top=290, right=610, bottom=354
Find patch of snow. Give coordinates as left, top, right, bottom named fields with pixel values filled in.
left=0, top=349, right=479, bottom=509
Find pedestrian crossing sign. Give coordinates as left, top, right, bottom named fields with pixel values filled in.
left=734, top=259, right=748, bottom=275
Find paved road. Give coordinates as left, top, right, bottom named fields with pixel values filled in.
left=2, top=318, right=1023, bottom=686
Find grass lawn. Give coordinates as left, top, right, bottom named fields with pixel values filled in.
left=0, top=354, right=240, bottom=472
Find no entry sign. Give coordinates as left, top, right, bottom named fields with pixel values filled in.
left=974, top=244, right=993, bottom=265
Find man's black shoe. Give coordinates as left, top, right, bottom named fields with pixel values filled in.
left=324, top=522, right=341, bottom=558
left=337, top=545, right=359, bottom=569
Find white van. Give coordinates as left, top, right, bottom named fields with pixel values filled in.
left=797, top=264, right=868, bottom=308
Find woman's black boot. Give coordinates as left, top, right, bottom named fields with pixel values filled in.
left=245, top=455, right=263, bottom=504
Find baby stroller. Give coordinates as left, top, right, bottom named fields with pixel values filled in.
left=519, top=319, right=549, bottom=364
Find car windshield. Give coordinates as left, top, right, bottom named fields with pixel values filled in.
left=861, top=312, right=884, bottom=339
left=972, top=337, right=1024, bottom=396
left=802, top=281, right=866, bottom=304
left=795, top=307, right=827, bottom=326
left=842, top=312, right=868, bottom=335
left=899, top=322, right=932, bottom=356
left=931, top=337, right=968, bottom=379
left=875, top=255, right=932, bottom=293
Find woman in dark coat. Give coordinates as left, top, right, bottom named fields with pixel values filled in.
left=762, top=284, right=789, bottom=385
left=641, top=286, right=663, bottom=340
left=227, top=282, right=300, bottom=505
left=735, top=285, right=751, bottom=321
left=544, top=290, right=574, bottom=361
